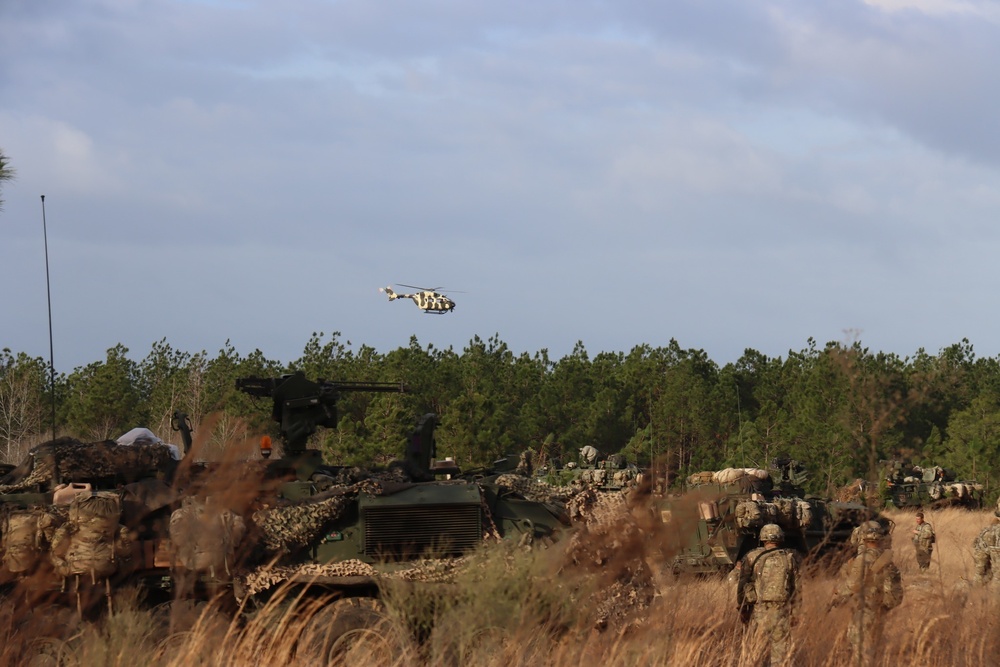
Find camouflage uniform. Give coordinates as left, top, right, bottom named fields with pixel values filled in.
left=734, top=524, right=801, bottom=666
left=911, top=516, right=935, bottom=571
left=973, top=520, right=1000, bottom=586
left=833, top=538, right=903, bottom=666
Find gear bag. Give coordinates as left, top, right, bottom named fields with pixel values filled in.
left=848, top=548, right=903, bottom=611
left=754, top=549, right=795, bottom=604
left=49, top=491, right=130, bottom=579
left=169, top=497, right=246, bottom=578
left=2, top=508, right=59, bottom=574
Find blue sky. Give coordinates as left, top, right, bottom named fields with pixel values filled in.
left=2, top=0, right=1000, bottom=371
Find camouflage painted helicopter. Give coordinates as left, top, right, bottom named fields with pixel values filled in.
left=379, top=284, right=456, bottom=314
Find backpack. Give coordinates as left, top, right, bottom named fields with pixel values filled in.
left=876, top=555, right=904, bottom=610
left=849, top=548, right=903, bottom=611
left=1, top=508, right=58, bottom=574
left=169, top=497, right=246, bottom=579
left=754, top=549, right=795, bottom=604
left=49, top=491, right=130, bottom=579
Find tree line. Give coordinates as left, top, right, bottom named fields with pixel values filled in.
left=3, top=333, right=1000, bottom=500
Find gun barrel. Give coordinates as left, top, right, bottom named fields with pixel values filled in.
left=326, top=381, right=408, bottom=394
left=235, top=377, right=279, bottom=397
left=235, top=373, right=409, bottom=455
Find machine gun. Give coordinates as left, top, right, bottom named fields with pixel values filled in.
left=171, top=410, right=194, bottom=455
left=770, top=456, right=808, bottom=497
left=235, top=372, right=408, bottom=456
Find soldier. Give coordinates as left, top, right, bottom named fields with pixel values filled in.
left=514, top=448, right=535, bottom=477
left=831, top=522, right=903, bottom=666
left=850, top=520, right=885, bottom=555
left=911, top=511, right=935, bottom=571
left=972, top=508, right=1000, bottom=586
left=578, top=445, right=600, bottom=468
left=734, top=523, right=801, bottom=666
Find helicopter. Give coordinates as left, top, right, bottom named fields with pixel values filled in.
left=380, top=284, right=456, bottom=314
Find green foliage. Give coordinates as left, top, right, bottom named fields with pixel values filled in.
left=0, top=349, right=49, bottom=460
left=6, top=332, right=1000, bottom=492
left=63, top=344, right=143, bottom=441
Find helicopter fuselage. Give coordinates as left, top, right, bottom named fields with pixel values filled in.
left=381, top=286, right=455, bottom=313
left=411, top=291, right=455, bottom=313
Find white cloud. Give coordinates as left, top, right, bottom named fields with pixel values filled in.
left=3, top=1, right=1000, bottom=369
left=0, top=114, right=124, bottom=197
left=863, top=0, right=1000, bottom=20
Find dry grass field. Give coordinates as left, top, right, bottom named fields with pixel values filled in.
left=1, top=506, right=998, bottom=666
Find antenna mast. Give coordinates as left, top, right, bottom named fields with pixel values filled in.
left=40, top=195, right=56, bottom=441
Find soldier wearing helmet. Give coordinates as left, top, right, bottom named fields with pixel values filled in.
left=972, top=506, right=1000, bottom=586
left=911, top=511, right=935, bottom=572
left=849, top=520, right=884, bottom=555
left=578, top=446, right=600, bottom=468
left=733, top=523, right=801, bottom=666
left=831, top=520, right=903, bottom=666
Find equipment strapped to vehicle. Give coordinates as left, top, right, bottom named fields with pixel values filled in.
left=49, top=490, right=132, bottom=580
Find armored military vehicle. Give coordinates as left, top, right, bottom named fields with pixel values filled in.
left=227, top=372, right=568, bottom=579
left=661, top=459, right=889, bottom=576
left=0, top=372, right=572, bottom=661
left=881, top=460, right=984, bottom=510
left=538, top=446, right=642, bottom=491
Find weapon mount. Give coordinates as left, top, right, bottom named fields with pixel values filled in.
left=236, top=372, right=408, bottom=456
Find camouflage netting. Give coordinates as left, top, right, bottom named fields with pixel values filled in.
left=562, top=490, right=655, bottom=632
left=492, top=473, right=637, bottom=528
left=836, top=478, right=873, bottom=504
left=565, top=486, right=632, bottom=528
left=589, top=560, right=655, bottom=632
left=251, top=477, right=409, bottom=554
left=310, top=462, right=414, bottom=489
left=236, top=556, right=473, bottom=599
left=237, top=472, right=633, bottom=601
left=248, top=470, right=580, bottom=564
left=0, top=438, right=176, bottom=494
left=493, top=474, right=577, bottom=505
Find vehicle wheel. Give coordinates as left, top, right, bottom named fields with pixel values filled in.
left=298, top=597, right=410, bottom=665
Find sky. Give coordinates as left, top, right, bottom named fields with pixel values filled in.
left=2, top=0, right=1000, bottom=372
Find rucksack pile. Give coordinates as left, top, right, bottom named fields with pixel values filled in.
left=49, top=491, right=132, bottom=581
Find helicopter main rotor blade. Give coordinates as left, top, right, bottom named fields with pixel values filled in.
left=398, top=284, right=442, bottom=291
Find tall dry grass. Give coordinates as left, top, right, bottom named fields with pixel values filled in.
left=4, top=506, right=1000, bottom=666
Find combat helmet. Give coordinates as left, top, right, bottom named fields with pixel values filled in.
left=861, top=521, right=885, bottom=542
left=759, top=523, right=784, bottom=544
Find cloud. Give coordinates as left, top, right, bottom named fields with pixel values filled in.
left=3, top=0, right=1000, bottom=370
left=0, top=114, right=124, bottom=197
left=863, top=0, right=1000, bottom=20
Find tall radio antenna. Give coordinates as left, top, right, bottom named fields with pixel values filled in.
left=41, top=195, right=56, bottom=441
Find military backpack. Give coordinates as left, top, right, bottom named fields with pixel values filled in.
left=753, top=549, right=796, bottom=604
left=49, top=491, right=130, bottom=579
